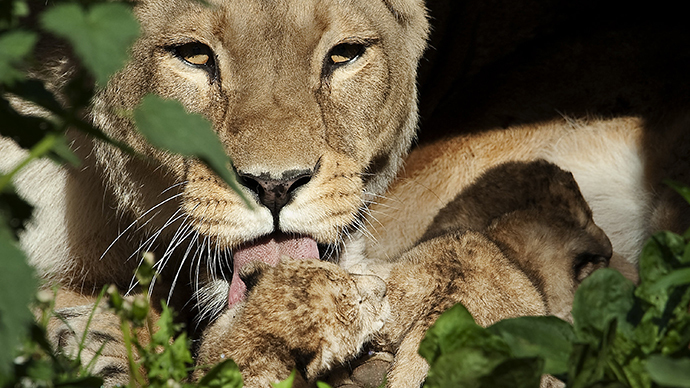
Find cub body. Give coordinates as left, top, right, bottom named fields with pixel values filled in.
left=377, top=160, right=613, bottom=388
left=196, top=259, right=389, bottom=388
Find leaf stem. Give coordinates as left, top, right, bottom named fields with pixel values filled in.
left=121, top=318, right=146, bottom=387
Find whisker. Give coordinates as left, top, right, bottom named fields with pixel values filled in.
left=167, top=242, right=193, bottom=304
left=360, top=206, right=385, bottom=230
left=149, top=219, right=196, bottom=295
left=161, top=181, right=188, bottom=195
left=125, top=208, right=184, bottom=294
left=193, top=232, right=205, bottom=297
left=100, top=192, right=184, bottom=261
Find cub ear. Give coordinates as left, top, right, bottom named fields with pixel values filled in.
left=238, top=261, right=272, bottom=292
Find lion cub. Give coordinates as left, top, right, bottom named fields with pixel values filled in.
left=195, top=259, right=390, bottom=388
left=378, top=160, right=613, bottom=388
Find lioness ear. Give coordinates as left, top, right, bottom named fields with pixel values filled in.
left=238, top=262, right=272, bottom=292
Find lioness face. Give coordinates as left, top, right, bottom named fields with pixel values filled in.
left=90, top=0, right=427, bottom=306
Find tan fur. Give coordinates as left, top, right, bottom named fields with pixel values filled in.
left=358, top=116, right=690, bottom=270
left=376, top=160, right=612, bottom=388
left=195, top=259, right=389, bottom=387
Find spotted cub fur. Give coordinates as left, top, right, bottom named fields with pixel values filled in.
left=195, top=259, right=389, bottom=388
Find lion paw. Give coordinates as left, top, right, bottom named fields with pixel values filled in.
left=49, top=304, right=131, bottom=387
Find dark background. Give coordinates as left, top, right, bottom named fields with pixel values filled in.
left=415, top=0, right=690, bottom=144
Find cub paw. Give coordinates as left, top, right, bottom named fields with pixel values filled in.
left=196, top=259, right=390, bottom=387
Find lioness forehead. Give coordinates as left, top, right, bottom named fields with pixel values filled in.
left=136, top=0, right=392, bottom=44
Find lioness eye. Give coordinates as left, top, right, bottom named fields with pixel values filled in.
left=174, top=42, right=213, bottom=67
left=328, top=43, right=365, bottom=66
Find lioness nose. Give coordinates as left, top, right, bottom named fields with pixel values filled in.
left=237, top=170, right=312, bottom=215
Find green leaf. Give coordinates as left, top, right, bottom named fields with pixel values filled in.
left=479, top=357, right=544, bottom=388
left=316, top=382, right=333, bottom=388
left=196, top=359, right=243, bottom=388
left=420, top=303, right=480, bottom=364
left=488, top=316, right=575, bottom=375
left=0, top=0, right=29, bottom=30
left=0, top=30, right=37, bottom=85
left=646, top=355, right=690, bottom=387
left=420, top=303, right=511, bottom=362
left=153, top=302, right=178, bottom=343
left=133, top=95, right=250, bottom=206
left=0, top=227, right=37, bottom=376
left=638, top=232, right=686, bottom=294
left=635, top=231, right=690, bottom=353
left=648, top=268, right=690, bottom=295
left=55, top=375, right=105, bottom=388
left=147, top=333, right=193, bottom=382
left=420, top=304, right=512, bottom=388
left=423, top=347, right=508, bottom=388
left=568, top=342, right=610, bottom=388
left=40, top=3, right=139, bottom=86
left=572, top=269, right=636, bottom=344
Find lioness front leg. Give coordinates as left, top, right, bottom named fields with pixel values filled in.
left=45, top=289, right=132, bottom=386
left=46, top=288, right=159, bottom=387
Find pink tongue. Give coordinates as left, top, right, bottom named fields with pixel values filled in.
left=228, top=234, right=319, bottom=307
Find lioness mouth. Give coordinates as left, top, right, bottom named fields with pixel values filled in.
left=229, top=233, right=320, bottom=307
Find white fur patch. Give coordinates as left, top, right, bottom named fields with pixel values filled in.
left=0, top=138, right=73, bottom=276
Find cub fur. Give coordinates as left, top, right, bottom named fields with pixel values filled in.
left=376, top=160, right=612, bottom=388
left=195, top=259, right=389, bottom=388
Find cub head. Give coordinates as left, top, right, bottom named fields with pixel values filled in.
left=88, top=0, right=428, bottom=309
left=423, top=160, right=613, bottom=320
left=197, top=258, right=390, bottom=381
